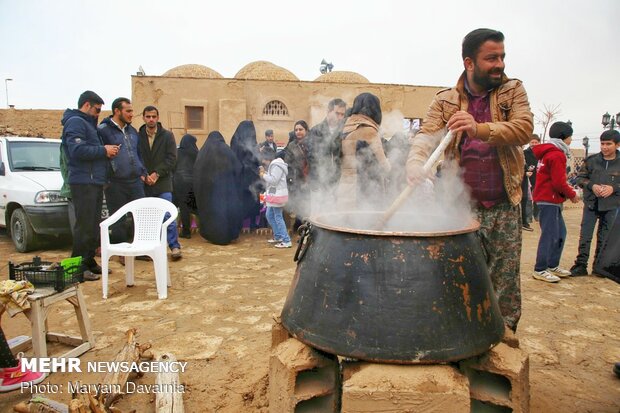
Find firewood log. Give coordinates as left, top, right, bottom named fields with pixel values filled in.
left=155, top=353, right=184, bottom=413
left=13, top=395, right=68, bottom=412
left=98, top=329, right=140, bottom=408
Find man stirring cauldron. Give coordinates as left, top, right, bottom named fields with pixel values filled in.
left=406, top=28, right=533, bottom=332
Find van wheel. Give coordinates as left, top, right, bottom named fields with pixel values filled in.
left=10, top=208, right=38, bottom=252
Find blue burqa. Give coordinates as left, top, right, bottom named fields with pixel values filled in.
left=193, top=131, right=244, bottom=245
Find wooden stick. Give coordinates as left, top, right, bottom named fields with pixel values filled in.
left=67, top=399, right=87, bottom=413
left=14, top=396, right=69, bottom=413
left=99, top=329, right=140, bottom=408
left=155, top=353, right=185, bottom=413
left=374, top=130, right=455, bottom=230
left=87, top=394, right=105, bottom=413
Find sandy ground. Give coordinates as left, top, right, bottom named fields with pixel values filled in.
left=0, top=205, right=619, bottom=412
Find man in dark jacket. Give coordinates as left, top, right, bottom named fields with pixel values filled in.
left=258, top=129, right=277, bottom=166
left=138, top=106, right=181, bottom=260
left=62, top=90, right=119, bottom=280
left=521, top=134, right=539, bottom=230
left=570, top=129, right=620, bottom=276
left=307, top=98, right=347, bottom=193
left=98, top=97, right=147, bottom=243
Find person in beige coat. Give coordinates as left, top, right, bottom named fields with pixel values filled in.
left=337, top=93, right=390, bottom=210
left=405, top=28, right=533, bottom=332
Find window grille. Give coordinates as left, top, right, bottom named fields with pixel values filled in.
left=262, top=100, right=288, bottom=117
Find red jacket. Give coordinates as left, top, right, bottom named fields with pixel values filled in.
left=532, top=143, right=576, bottom=204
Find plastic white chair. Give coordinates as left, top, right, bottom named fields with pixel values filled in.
left=99, top=197, right=178, bottom=300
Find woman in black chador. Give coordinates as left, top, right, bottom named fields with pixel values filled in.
left=193, top=131, right=244, bottom=245
left=173, top=134, right=199, bottom=238
left=230, top=120, right=262, bottom=230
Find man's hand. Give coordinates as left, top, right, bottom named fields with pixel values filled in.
left=570, top=193, right=581, bottom=203
left=104, top=145, right=119, bottom=158
left=447, top=111, right=478, bottom=138
left=593, top=184, right=614, bottom=198
left=145, top=172, right=158, bottom=186
left=406, top=164, right=427, bottom=186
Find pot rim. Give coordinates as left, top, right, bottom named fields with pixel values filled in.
left=308, top=211, right=480, bottom=237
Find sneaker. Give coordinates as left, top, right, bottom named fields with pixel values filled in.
left=267, top=239, right=282, bottom=244
left=88, top=263, right=103, bottom=274
left=0, top=361, right=46, bottom=392
left=274, top=241, right=292, bottom=248
left=547, top=266, right=571, bottom=278
left=532, top=270, right=560, bottom=283
left=83, top=270, right=100, bottom=281
left=522, top=225, right=533, bottom=232
left=570, top=264, right=588, bottom=276
left=171, top=248, right=182, bottom=260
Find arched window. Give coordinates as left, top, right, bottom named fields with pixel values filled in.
left=263, top=100, right=289, bottom=117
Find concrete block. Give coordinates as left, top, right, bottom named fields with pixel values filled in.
left=460, top=342, right=530, bottom=413
left=269, top=338, right=340, bottom=413
left=341, top=361, right=470, bottom=413
left=271, top=315, right=291, bottom=349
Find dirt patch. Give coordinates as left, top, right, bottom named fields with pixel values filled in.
left=0, top=205, right=619, bottom=412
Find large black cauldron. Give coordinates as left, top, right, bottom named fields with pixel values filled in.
left=281, top=212, right=505, bottom=364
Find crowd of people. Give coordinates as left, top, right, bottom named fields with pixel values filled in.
left=60, top=94, right=183, bottom=283
left=2, top=27, right=620, bottom=391
left=55, top=28, right=619, bottom=324
left=522, top=123, right=620, bottom=284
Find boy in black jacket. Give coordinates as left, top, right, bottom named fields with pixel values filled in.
left=570, top=129, right=620, bottom=276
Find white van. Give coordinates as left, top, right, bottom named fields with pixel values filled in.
left=0, top=136, right=71, bottom=252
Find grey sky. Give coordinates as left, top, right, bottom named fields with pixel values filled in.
left=1, top=0, right=618, bottom=152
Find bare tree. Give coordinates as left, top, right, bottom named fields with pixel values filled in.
left=535, top=104, right=562, bottom=142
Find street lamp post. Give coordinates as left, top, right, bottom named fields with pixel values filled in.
left=582, top=136, right=589, bottom=158
left=602, top=112, right=620, bottom=130
left=4, top=78, right=12, bottom=108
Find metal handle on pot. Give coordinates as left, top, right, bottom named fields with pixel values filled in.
left=293, top=222, right=312, bottom=262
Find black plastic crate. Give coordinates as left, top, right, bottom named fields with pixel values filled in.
left=8, top=256, right=83, bottom=292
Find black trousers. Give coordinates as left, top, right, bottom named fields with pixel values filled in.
left=104, top=180, right=145, bottom=243
left=70, top=184, right=103, bottom=266
left=0, top=327, right=17, bottom=368
left=574, top=207, right=617, bottom=268
left=520, top=174, right=532, bottom=225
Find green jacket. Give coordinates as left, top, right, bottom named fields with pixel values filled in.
left=59, top=143, right=71, bottom=199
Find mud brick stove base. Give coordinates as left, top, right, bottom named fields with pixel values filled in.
left=269, top=318, right=529, bottom=413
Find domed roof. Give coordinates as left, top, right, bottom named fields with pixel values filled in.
left=314, top=71, right=369, bottom=83
left=235, top=61, right=299, bottom=81
left=163, top=64, right=223, bottom=79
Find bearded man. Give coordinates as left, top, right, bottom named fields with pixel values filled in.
left=406, top=28, right=533, bottom=332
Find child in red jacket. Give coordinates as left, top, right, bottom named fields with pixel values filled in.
left=531, top=122, right=581, bottom=282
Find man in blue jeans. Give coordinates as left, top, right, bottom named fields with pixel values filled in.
left=98, top=98, right=147, bottom=245
left=137, top=106, right=182, bottom=260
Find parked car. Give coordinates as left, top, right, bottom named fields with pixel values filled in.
left=0, top=136, right=71, bottom=251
